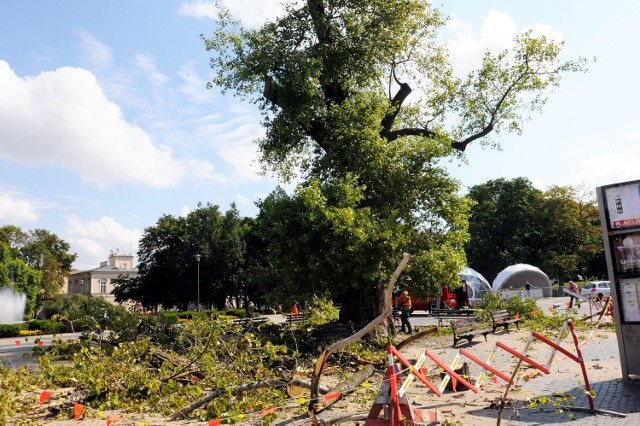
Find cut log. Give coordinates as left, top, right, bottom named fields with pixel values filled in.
left=314, top=364, right=376, bottom=411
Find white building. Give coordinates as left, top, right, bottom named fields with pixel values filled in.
left=67, top=250, right=138, bottom=304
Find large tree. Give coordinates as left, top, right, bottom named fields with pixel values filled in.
left=466, top=178, right=544, bottom=281
left=204, top=0, right=585, bottom=324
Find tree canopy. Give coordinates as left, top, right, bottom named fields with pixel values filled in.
left=113, top=204, right=246, bottom=311
left=466, top=178, right=603, bottom=283
left=204, top=0, right=586, bottom=323
left=0, top=225, right=76, bottom=316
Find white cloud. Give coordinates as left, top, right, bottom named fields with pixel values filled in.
left=186, top=158, right=227, bottom=185
left=178, top=61, right=214, bottom=102
left=65, top=214, right=141, bottom=270
left=179, top=0, right=287, bottom=27
left=77, top=30, right=113, bottom=69
left=0, top=61, right=185, bottom=188
left=0, top=192, right=39, bottom=223
left=446, top=10, right=566, bottom=76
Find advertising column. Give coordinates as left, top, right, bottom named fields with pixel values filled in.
left=597, top=179, right=640, bottom=380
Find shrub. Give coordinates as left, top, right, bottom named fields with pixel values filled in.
left=0, top=324, right=24, bottom=338
left=224, top=308, right=247, bottom=318
left=27, top=319, right=65, bottom=335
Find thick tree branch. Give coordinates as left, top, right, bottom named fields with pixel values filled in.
left=451, top=123, right=494, bottom=151
left=386, top=127, right=438, bottom=142
left=380, top=82, right=412, bottom=138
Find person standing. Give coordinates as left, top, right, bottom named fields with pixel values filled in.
left=568, top=281, right=579, bottom=308
left=398, top=288, right=412, bottom=333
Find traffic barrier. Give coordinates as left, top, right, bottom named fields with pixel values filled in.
left=364, top=319, right=596, bottom=425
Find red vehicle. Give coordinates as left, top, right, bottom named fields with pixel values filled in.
left=393, top=285, right=468, bottom=312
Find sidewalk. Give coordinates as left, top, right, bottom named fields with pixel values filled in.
left=400, top=297, right=640, bottom=425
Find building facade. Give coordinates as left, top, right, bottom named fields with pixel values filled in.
left=67, top=250, right=137, bottom=304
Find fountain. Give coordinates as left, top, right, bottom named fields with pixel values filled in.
left=0, top=287, right=26, bottom=323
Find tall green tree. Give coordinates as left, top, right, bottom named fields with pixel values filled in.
left=0, top=225, right=76, bottom=307
left=536, top=185, right=603, bottom=283
left=0, top=240, right=41, bottom=318
left=466, top=179, right=603, bottom=283
left=204, top=0, right=586, bottom=323
left=113, top=204, right=246, bottom=311
left=21, top=229, right=77, bottom=301
left=466, top=178, right=543, bottom=281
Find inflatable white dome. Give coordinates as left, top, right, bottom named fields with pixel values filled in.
left=492, top=264, right=551, bottom=297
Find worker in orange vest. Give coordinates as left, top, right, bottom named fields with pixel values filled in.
left=398, top=288, right=412, bottom=333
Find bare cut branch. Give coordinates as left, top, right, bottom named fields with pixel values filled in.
left=308, top=253, right=411, bottom=415
left=380, top=81, right=413, bottom=139
left=168, top=379, right=285, bottom=420
left=451, top=123, right=494, bottom=151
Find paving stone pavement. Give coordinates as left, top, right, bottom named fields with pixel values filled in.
left=403, top=299, right=640, bottom=425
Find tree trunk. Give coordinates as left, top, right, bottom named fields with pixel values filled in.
left=339, top=284, right=394, bottom=335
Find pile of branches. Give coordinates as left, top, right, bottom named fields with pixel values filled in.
left=4, top=316, right=384, bottom=424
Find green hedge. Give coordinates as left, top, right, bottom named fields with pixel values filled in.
left=27, top=319, right=66, bottom=335
left=0, top=324, right=25, bottom=338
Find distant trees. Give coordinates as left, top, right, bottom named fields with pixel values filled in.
left=0, top=225, right=76, bottom=317
left=466, top=178, right=603, bottom=283
left=112, top=204, right=248, bottom=311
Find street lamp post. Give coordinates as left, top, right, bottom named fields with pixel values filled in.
left=195, top=254, right=201, bottom=311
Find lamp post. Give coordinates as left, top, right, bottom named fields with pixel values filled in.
left=195, top=254, right=201, bottom=311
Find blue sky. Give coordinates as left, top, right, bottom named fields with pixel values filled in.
left=1, top=1, right=639, bottom=271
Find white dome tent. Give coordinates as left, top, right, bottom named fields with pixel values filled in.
left=492, top=264, right=552, bottom=298
left=459, top=267, right=493, bottom=306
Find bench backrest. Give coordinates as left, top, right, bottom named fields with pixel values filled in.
left=286, top=313, right=305, bottom=322
left=492, top=310, right=511, bottom=321
left=451, top=319, right=477, bottom=333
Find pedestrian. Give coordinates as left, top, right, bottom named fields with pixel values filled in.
left=568, top=281, right=579, bottom=308
left=524, top=281, right=531, bottom=297
left=398, top=288, right=412, bottom=334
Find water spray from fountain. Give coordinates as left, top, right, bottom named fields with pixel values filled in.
left=0, top=287, right=26, bottom=324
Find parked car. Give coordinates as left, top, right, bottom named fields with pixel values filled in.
left=580, top=281, right=611, bottom=299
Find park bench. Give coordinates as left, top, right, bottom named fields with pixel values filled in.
left=491, top=310, right=521, bottom=333
left=231, top=316, right=268, bottom=329
left=431, top=306, right=478, bottom=326
left=450, top=318, right=491, bottom=347
left=311, top=322, right=357, bottom=339
left=285, top=312, right=308, bottom=326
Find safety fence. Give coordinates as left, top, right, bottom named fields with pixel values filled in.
left=365, top=319, right=594, bottom=426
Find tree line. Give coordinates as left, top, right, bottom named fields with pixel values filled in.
left=111, top=177, right=604, bottom=317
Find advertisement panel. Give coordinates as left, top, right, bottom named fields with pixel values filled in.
left=598, top=178, right=640, bottom=381
left=604, top=182, right=640, bottom=229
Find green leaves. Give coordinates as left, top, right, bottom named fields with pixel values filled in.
left=202, top=1, right=587, bottom=323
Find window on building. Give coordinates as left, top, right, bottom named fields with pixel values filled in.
left=100, top=281, right=107, bottom=293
